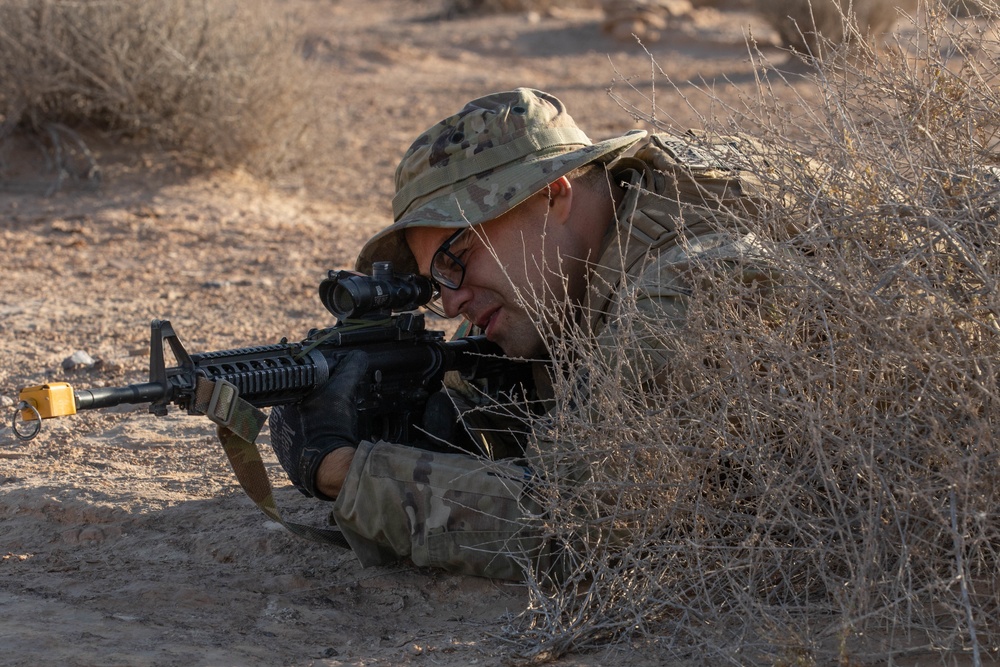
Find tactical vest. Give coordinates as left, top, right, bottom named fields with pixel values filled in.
left=587, top=130, right=789, bottom=331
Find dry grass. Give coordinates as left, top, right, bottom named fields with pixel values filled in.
left=0, top=0, right=316, bottom=183
left=502, top=2, right=1000, bottom=664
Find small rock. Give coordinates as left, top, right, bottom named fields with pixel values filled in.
left=100, top=358, right=126, bottom=373
left=0, top=395, right=13, bottom=408
left=78, top=526, right=106, bottom=545
left=62, top=350, right=96, bottom=371
left=111, top=614, right=142, bottom=622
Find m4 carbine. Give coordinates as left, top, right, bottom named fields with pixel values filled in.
left=11, top=261, right=517, bottom=445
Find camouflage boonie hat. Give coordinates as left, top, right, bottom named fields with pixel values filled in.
left=356, top=88, right=647, bottom=275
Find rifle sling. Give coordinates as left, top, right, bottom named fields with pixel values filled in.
left=193, top=377, right=352, bottom=550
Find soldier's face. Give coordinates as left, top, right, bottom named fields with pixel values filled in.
left=406, top=192, right=574, bottom=359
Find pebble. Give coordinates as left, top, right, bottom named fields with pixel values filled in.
left=99, top=358, right=126, bottom=373
left=112, top=614, right=142, bottom=622
left=62, top=525, right=122, bottom=545
left=62, top=350, right=97, bottom=371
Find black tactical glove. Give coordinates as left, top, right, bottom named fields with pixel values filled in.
left=267, top=350, right=368, bottom=500
left=420, top=389, right=471, bottom=452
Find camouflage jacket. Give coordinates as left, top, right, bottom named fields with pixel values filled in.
left=332, top=131, right=787, bottom=580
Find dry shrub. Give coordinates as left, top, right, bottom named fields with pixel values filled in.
left=505, top=1, right=1000, bottom=664
left=445, top=0, right=599, bottom=14
left=755, top=0, right=919, bottom=54
left=0, top=0, right=315, bottom=179
left=948, top=0, right=995, bottom=15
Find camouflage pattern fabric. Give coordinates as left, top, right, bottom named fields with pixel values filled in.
left=332, top=130, right=793, bottom=580
left=333, top=439, right=543, bottom=579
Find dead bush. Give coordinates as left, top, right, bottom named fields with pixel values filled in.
left=755, top=0, right=918, bottom=54
left=504, top=1, right=1000, bottom=664
left=446, top=0, right=600, bottom=14
left=0, top=0, right=316, bottom=180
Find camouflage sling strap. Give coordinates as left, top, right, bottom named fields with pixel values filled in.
left=192, top=377, right=352, bottom=550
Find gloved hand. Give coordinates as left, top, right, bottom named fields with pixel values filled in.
left=420, top=389, right=469, bottom=452
left=268, top=350, right=368, bottom=500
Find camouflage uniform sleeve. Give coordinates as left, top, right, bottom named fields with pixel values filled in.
left=331, top=439, right=544, bottom=580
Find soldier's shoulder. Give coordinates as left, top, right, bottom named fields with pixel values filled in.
left=640, top=130, right=771, bottom=171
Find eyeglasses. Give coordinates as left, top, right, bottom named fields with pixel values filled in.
left=430, top=227, right=470, bottom=290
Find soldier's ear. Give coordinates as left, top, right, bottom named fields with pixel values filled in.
left=546, top=176, right=573, bottom=221
left=546, top=176, right=570, bottom=202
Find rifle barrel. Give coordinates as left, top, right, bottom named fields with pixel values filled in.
left=76, top=383, right=166, bottom=411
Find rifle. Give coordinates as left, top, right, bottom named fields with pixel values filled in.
left=11, top=261, right=518, bottom=443
left=8, top=262, right=526, bottom=547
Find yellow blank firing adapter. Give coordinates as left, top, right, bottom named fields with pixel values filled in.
left=19, top=383, right=78, bottom=419
left=12, top=383, right=78, bottom=441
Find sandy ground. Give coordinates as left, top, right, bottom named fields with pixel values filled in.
left=0, top=1, right=866, bottom=665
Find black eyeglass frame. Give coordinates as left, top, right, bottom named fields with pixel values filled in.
left=430, top=227, right=470, bottom=290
